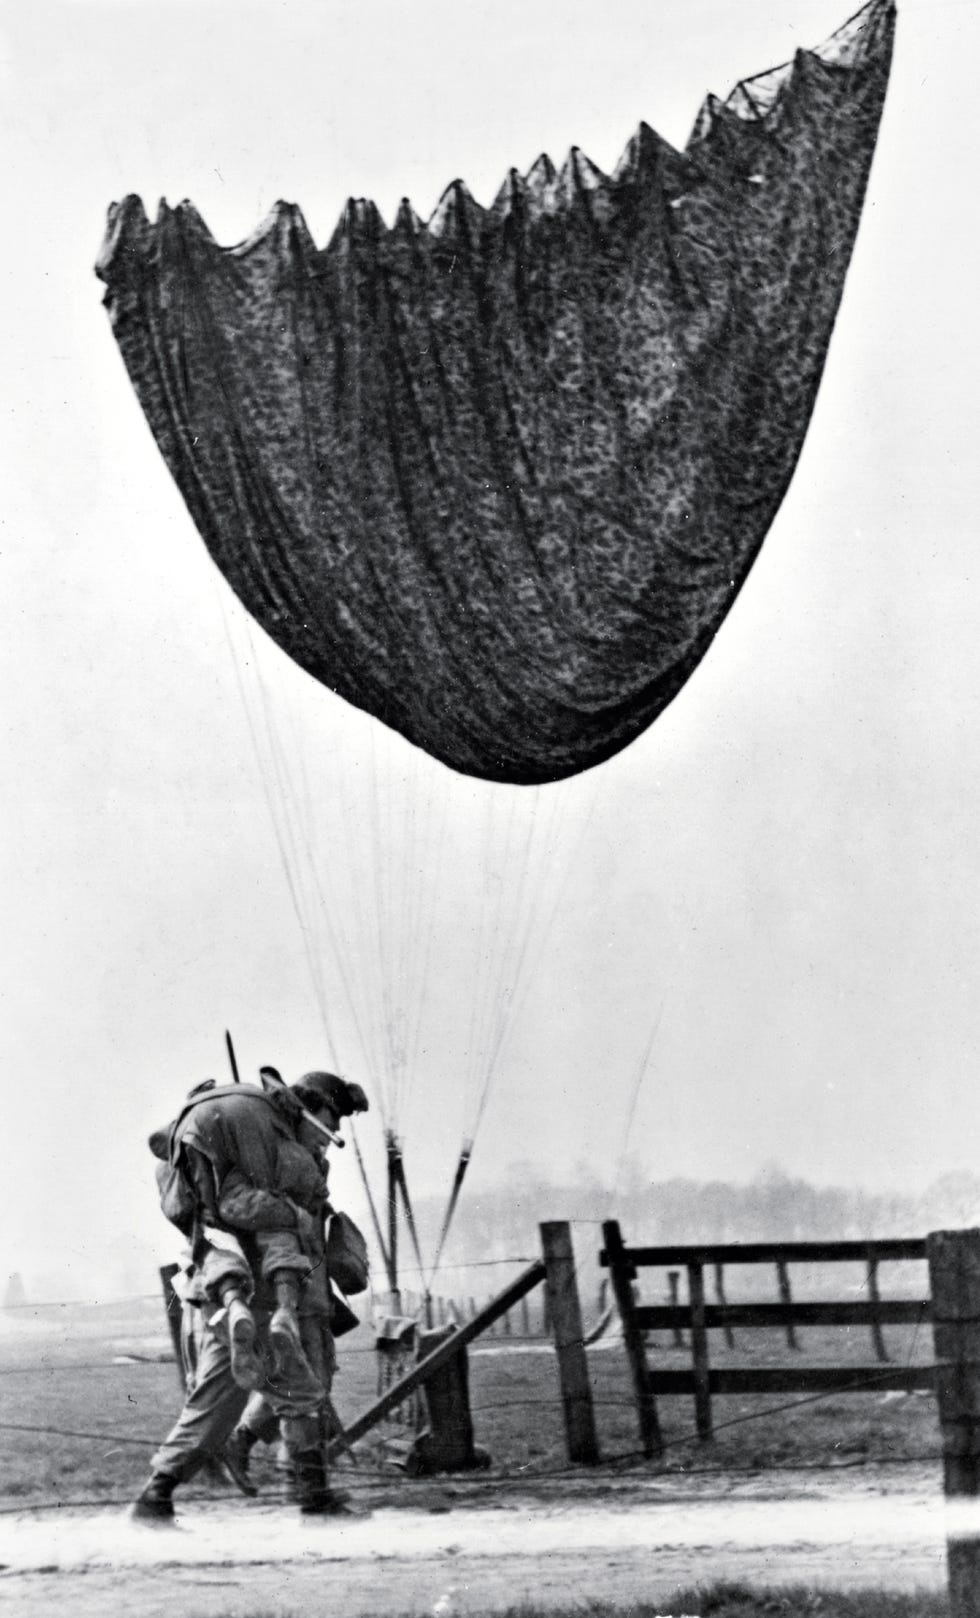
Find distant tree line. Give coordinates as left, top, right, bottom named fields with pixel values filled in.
left=404, top=1162, right=980, bottom=1302
left=13, top=1165, right=980, bottom=1312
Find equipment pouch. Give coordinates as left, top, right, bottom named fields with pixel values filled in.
left=158, top=1152, right=197, bottom=1235
left=324, top=1211, right=369, bottom=1295
left=329, top=1284, right=359, bottom=1338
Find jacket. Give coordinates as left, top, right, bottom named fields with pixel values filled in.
left=170, top=1084, right=323, bottom=1229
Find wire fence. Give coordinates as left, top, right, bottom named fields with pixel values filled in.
left=0, top=1231, right=945, bottom=1520
left=0, top=1362, right=943, bottom=1453
left=0, top=1352, right=945, bottom=1515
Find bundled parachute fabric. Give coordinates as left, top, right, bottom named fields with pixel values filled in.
left=96, top=0, right=895, bottom=786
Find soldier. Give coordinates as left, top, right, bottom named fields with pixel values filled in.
left=134, top=1068, right=367, bottom=1521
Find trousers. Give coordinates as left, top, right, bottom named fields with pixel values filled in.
left=153, top=1298, right=335, bottom=1481
left=190, top=1228, right=314, bottom=1306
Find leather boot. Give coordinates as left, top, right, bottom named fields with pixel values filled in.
left=269, top=1274, right=315, bottom=1380
left=219, top=1425, right=259, bottom=1497
left=293, top=1447, right=350, bottom=1516
left=132, top=1470, right=179, bottom=1523
left=213, top=1287, right=262, bottom=1391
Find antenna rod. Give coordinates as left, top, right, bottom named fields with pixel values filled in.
left=225, top=1030, right=241, bottom=1084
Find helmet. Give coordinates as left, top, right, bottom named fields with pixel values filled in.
left=292, top=1071, right=369, bottom=1119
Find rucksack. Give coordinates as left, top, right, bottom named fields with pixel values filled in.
left=152, top=1082, right=295, bottom=1236
left=156, top=1147, right=198, bottom=1235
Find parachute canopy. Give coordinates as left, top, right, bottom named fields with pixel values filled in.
left=96, top=0, right=894, bottom=786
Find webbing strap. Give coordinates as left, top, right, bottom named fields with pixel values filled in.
left=167, top=1083, right=280, bottom=1167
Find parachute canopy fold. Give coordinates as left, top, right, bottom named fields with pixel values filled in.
left=96, top=0, right=894, bottom=785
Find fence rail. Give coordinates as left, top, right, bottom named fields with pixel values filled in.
left=600, top=1220, right=934, bottom=1458
left=327, top=1260, right=547, bottom=1459
left=326, top=1224, right=600, bottom=1467
left=607, top=1238, right=928, bottom=1266
left=635, top=1300, right=931, bottom=1330
left=643, top=1365, right=936, bottom=1396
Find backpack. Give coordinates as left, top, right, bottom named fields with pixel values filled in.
left=154, top=1145, right=198, bottom=1236
left=152, top=1082, right=270, bottom=1234
left=149, top=1081, right=237, bottom=1235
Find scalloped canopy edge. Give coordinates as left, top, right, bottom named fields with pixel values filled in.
left=97, top=0, right=895, bottom=268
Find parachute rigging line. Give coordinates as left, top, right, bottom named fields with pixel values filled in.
left=349, top=1119, right=391, bottom=1278
left=220, top=593, right=378, bottom=1077
left=430, top=1140, right=473, bottom=1285
left=216, top=594, right=341, bottom=1062
left=221, top=583, right=575, bottom=1212
left=468, top=772, right=604, bottom=1145
left=217, top=592, right=470, bottom=1288
left=96, top=0, right=895, bottom=787
left=612, top=886, right=700, bottom=1196
left=392, top=1147, right=427, bottom=1283
left=424, top=771, right=606, bottom=1290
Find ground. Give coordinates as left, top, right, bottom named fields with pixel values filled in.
left=0, top=1465, right=949, bottom=1617
left=0, top=1288, right=951, bottom=1614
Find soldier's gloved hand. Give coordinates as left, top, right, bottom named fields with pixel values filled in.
left=289, top=1202, right=316, bottom=1242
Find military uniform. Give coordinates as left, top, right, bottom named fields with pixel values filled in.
left=138, top=1078, right=347, bottom=1516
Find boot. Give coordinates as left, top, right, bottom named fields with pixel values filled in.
left=293, top=1447, right=350, bottom=1516
left=212, top=1288, right=262, bottom=1391
left=218, top=1426, right=259, bottom=1498
left=131, top=1470, right=179, bottom=1523
left=269, top=1274, right=315, bottom=1381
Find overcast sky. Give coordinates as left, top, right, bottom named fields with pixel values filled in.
left=2, top=0, right=979, bottom=1296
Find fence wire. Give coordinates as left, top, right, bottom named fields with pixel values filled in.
left=0, top=1234, right=945, bottom=1522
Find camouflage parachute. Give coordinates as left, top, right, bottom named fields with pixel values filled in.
left=97, top=0, right=894, bottom=785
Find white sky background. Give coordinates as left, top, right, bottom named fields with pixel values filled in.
left=2, top=0, right=978, bottom=1294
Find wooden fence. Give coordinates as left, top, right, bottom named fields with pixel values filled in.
left=601, top=1221, right=980, bottom=1618
left=600, top=1222, right=932, bottom=1456
left=326, top=1220, right=599, bottom=1465
left=390, top=1287, right=555, bottom=1337
left=163, top=1219, right=980, bottom=1615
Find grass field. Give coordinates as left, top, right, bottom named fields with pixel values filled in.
left=0, top=1294, right=941, bottom=1508
left=205, top=1597, right=950, bottom=1618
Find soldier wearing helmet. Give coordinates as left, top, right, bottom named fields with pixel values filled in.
left=134, top=1068, right=368, bottom=1522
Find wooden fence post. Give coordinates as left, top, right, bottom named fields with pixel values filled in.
left=867, top=1252, right=889, bottom=1363
left=603, top=1220, right=663, bottom=1460
left=540, top=1222, right=599, bottom=1464
left=776, top=1260, right=800, bottom=1350
left=928, top=1228, right=980, bottom=1616
left=521, top=1293, right=531, bottom=1336
left=330, top=1260, right=545, bottom=1459
left=668, top=1270, right=685, bottom=1347
left=687, top=1262, right=713, bottom=1441
left=159, top=1264, right=186, bottom=1391
left=713, top=1261, right=736, bottom=1350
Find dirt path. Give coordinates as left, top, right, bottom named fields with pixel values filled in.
left=0, top=1468, right=949, bottom=1616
